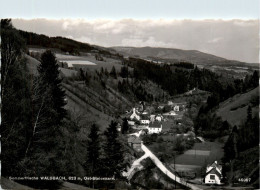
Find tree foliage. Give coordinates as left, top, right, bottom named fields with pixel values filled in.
left=103, top=121, right=125, bottom=178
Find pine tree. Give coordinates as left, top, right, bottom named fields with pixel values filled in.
left=104, top=68, right=109, bottom=77
left=247, top=105, right=252, bottom=122
left=120, top=66, right=128, bottom=78
left=85, top=70, right=90, bottom=86
left=121, top=118, right=129, bottom=134
left=250, top=70, right=259, bottom=88
left=20, top=50, right=68, bottom=188
left=110, top=66, right=117, bottom=79
left=38, top=50, right=66, bottom=124
left=85, top=124, right=101, bottom=188
left=79, top=68, right=85, bottom=80
left=103, top=121, right=125, bottom=178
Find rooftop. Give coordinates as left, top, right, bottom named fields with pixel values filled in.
left=149, top=121, right=162, bottom=128
left=206, top=167, right=222, bottom=178
left=140, top=114, right=150, bottom=120
left=128, top=136, right=142, bottom=144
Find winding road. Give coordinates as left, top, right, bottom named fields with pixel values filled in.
left=124, top=142, right=202, bottom=190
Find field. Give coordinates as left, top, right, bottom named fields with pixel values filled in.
left=29, top=48, right=125, bottom=71
left=56, top=53, right=124, bottom=71
left=169, top=141, right=224, bottom=177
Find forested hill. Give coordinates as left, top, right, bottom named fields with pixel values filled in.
left=112, top=46, right=257, bottom=66
left=18, top=30, right=116, bottom=56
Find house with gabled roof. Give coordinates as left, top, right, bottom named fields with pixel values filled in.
left=129, top=108, right=140, bottom=121
left=147, top=121, right=162, bottom=134
left=155, top=114, right=163, bottom=121
left=128, top=136, right=142, bottom=152
left=204, top=161, right=223, bottom=185
left=140, top=114, right=150, bottom=125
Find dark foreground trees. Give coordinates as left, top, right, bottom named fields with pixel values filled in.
left=85, top=124, right=101, bottom=188
left=1, top=19, right=31, bottom=176
left=1, top=19, right=70, bottom=189
left=103, top=120, right=125, bottom=178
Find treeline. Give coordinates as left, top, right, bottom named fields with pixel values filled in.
left=1, top=20, right=127, bottom=189
left=126, top=58, right=236, bottom=96
left=119, top=80, right=155, bottom=102
left=18, top=29, right=111, bottom=56
left=194, top=70, right=259, bottom=139
left=172, top=61, right=195, bottom=69
left=84, top=121, right=128, bottom=189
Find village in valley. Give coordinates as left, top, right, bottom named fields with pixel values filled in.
left=117, top=96, right=224, bottom=189
left=2, top=18, right=259, bottom=190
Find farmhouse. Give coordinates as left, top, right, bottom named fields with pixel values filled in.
left=147, top=121, right=162, bottom=134
left=140, top=114, right=150, bottom=125
left=204, top=161, right=222, bottom=185
left=128, top=120, right=135, bottom=126
left=167, top=101, right=174, bottom=106
left=155, top=114, right=163, bottom=121
left=150, top=114, right=155, bottom=122
left=116, top=123, right=121, bottom=132
left=128, top=136, right=142, bottom=152
left=173, top=105, right=180, bottom=112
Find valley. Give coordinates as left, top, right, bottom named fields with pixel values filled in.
left=1, top=21, right=259, bottom=190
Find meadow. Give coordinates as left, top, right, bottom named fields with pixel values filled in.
left=170, top=141, right=224, bottom=177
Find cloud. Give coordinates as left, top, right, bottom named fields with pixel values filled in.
left=12, top=19, right=259, bottom=63
left=207, top=37, right=223, bottom=44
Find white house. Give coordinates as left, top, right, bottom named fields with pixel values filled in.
left=155, top=114, right=163, bottom=121
left=204, top=161, right=222, bottom=185
left=167, top=101, right=174, bottom=106
left=127, top=120, right=135, bottom=126
left=140, top=114, right=150, bottom=125
left=147, top=121, right=162, bottom=134
left=150, top=114, right=156, bottom=122
left=163, top=111, right=177, bottom=116
left=173, top=105, right=180, bottom=112
left=130, top=108, right=140, bottom=121
left=116, top=124, right=121, bottom=132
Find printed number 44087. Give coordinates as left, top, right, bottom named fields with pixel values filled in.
left=238, top=178, right=251, bottom=183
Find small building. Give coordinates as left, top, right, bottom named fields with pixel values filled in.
left=128, top=116, right=139, bottom=126
left=155, top=114, right=163, bottom=121
left=130, top=108, right=140, bottom=121
left=163, top=111, right=177, bottom=116
left=140, top=114, right=150, bottom=125
left=158, top=105, right=164, bottom=109
left=116, top=123, right=121, bottom=132
left=173, top=105, right=180, bottom=112
left=147, top=121, right=162, bottom=134
left=167, top=101, right=174, bottom=106
left=204, top=161, right=222, bottom=185
left=150, top=114, right=156, bottom=122
left=128, top=120, right=135, bottom=126
left=128, top=136, right=142, bottom=152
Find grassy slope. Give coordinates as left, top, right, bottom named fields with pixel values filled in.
left=216, top=87, right=259, bottom=126
left=25, top=54, right=40, bottom=75
left=72, top=54, right=124, bottom=71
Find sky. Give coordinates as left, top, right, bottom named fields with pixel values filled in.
left=1, top=0, right=259, bottom=63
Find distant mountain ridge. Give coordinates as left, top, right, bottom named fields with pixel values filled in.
left=112, top=46, right=255, bottom=67
left=18, top=28, right=257, bottom=68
